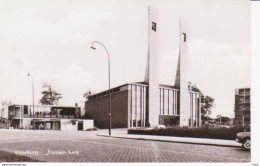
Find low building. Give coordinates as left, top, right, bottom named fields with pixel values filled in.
left=234, top=88, right=250, bottom=126
left=85, top=82, right=201, bottom=129
left=7, top=104, right=94, bottom=131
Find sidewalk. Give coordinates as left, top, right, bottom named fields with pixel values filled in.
left=96, top=129, right=241, bottom=148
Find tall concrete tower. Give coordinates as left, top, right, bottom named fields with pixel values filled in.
left=144, top=6, right=160, bottom=126
left=175, top=19, right=189, bottom=126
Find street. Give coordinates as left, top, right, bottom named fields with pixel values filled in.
left=0, top=129, right=250, bottom=162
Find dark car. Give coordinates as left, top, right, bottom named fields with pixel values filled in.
left=236, top=132, right=251, bottom=150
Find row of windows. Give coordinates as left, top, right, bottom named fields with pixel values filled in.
left=8, top=105, right=80, bottom=118
left=130, top=85, right=146, bottom=127
left=188, top=93, right=201, bottom=127
left=159, top=89, right=179, bottom=116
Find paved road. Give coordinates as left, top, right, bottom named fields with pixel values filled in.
left=0, top=129, right=250, bottom=162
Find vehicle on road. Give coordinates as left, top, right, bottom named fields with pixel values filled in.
left=236, top=132, right=251, bottom=150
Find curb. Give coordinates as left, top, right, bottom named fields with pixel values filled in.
left=96, top=134, right=241, bottom=148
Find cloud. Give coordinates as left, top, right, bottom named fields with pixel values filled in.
left=33, top=64, right=93, bottom=108
left=188, top=39, right=236, bottom=58
left=160, top=39, right=250, bottom=117
left=0, top=5, right=112, bottom=108
left=0, top=56, right=93, bottom=108
left=0, top=6, right=112, bottom=43
left=0, top=1, right=250, bottom=118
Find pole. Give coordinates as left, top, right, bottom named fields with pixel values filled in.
left=108, top=55, right=111, bottom=136
left=28, top=73, right=35, bottom=130
left=32, top=76, right=35, bottom=130
left=242, top=115, right=244, bottom=127
left=20, top=105, right=22, bottom=129
left=91, top=41, right=111, bottom=136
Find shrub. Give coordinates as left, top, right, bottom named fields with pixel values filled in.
left=128, top=126, right=250, bottom=140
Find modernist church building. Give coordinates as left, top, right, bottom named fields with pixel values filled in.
left=85, top=7, right=201, bottom=129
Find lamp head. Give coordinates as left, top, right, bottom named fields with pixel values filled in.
left=90, top=46, right=96, bottom=50
left=28, top=73, right=30, bottom=76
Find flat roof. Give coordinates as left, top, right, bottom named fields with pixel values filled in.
left=87, top=82, right=181, bottom=100
left=8, top=104, right=80, bottom=108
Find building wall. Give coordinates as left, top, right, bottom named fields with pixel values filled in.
left=145, top=7, right=160, bottom=127
left=22, top=118, right=31, bottom=129
left=86, top=83, right=202, bottom=128
left=85, top=88, right=129, bottom=129
left=60, top=119, right=77, bottom=131
left=234, top=88, right=250, bottom=125
left=83, top=120, right=94, bottom=130
left=179, top=21, right=189, bottom=127
left=8, top=105, right=81, bottom=120
left=18, top=118, right=92, bottom=131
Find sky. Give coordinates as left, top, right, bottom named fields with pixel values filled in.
left=0, top=0, right=250, bottom=118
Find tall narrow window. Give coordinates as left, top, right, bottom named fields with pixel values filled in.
left=152, top=22, right=156, bottom=32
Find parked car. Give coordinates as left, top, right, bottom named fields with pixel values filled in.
left=236, top=132, right=251, bottom=150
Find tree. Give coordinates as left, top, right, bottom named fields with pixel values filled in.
left=39, top=83, right=62, bottom=105
left=82, top=90, right=95, bottom=119
left=216, top=115, right=230, bottom=125
left=0, top=100, right=12, bottom=128
left=0, top=107, right=5, bottom=119
left=192, top=87, right=215, bottom=125
left=0, top=100, right=12, bottom=118
left=201, top=95, right=214, bottom=116
left=83, top=90, right=95, bottom=100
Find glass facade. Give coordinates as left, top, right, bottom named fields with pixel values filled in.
left=129, top=84, right=146, bottom=128
left=234, top=88, right=250, bottom=125
left=158, top=88, right=180, bottom=126
left=188, top=92, right=201, bottom=127
left=159, top=88, right=179, bottom=116
left=128, top=84, right=201, bottom=128
left=8, top=105, right=80, bottom=119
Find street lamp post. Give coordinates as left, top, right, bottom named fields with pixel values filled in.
left=20, top=105, right=22, bottom=129
left=90, top=41, right=111, bottom=136
left=28, top=73, right=35, bottom=130
left=242, top=115, right=245, bottom=127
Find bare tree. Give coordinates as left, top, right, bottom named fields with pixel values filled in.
left=39, top=83, right=62, bottom=105
left=0, top=100, right=12, bottom=128
left=83, top=90, right=95, bottom=101
left=0, top=100, right=12, bottom=118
